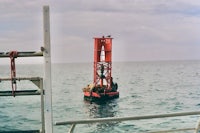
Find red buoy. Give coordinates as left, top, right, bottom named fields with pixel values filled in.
left=83, top=36, right=119, bottom=101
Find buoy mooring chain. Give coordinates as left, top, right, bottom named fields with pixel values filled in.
left=9, top=51, right=18, bottom=97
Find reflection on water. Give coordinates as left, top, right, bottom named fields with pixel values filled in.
left=83, top=100, right=120, bottom=133
left=84, top=100, right=119, bottom=118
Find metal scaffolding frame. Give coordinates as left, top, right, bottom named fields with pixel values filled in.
left=0, top=6, right=53, bottom=133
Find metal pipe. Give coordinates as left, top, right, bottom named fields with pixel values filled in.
left=0, top=52, right=43, bottom=58
left=55, top=111, right=200, bottom=125
left=43, top=5, right=53, bottom=133
left=0, top=77, right=41, bottom=81
left=40, top=78, right=45, bottom=133
left=68, top=124, right=76, bottom=133
left=149, top=128, right=195, bottom=133
left=0, top=130, right=40, bottom=133
left=0, top=90, right=41, bottom=96
left=194, top=118, right=200, bottom=133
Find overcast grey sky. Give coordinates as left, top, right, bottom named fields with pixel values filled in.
left=1, top=0, right=200, bottom=64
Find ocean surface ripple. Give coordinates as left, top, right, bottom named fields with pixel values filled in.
left=0, top=61, right=200, bottom=133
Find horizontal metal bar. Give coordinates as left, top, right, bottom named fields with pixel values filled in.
left=148, top=127, right=195, bottom=133
left=55, top=111, right=200, bottom=125
left=0, top=77, right=42, bottom=81
left=0, top=51, right=43, bottom=58
left=0, top=130, right=40, bottom=133
left=0, top=90, right=42, bottom=96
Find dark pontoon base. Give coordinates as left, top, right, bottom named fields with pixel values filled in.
left=84, top=94, right=119, bottom=102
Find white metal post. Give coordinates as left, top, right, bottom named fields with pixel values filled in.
left=40, top=78, right=45, bottom=133
left=43, top=5, right=53, bottom=133
left=194, top=119, right=200, bottom=133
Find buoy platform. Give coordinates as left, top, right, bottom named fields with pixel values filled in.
left=83, top=83, right=119, bottom=101
left=84, top=91, right=119, bottom=101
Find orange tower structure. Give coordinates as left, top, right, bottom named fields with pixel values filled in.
left=83, top=36, right=119, bottom=101
left=93, top=36, right=112, bottom=91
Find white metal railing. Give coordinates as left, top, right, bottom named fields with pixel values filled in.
left=148, top=128, right=195, bottom=133
left=55, top=111, right=200, bottom=133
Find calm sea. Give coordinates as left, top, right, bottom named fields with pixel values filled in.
left=1, top=61, right=200, bottom=133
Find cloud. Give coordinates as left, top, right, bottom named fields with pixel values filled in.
left=153, top=0, right=200, bottom=16
left=1, top=0, right=200, bottom=64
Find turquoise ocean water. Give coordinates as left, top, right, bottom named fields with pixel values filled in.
left=1, top=61, right=200, bottom=132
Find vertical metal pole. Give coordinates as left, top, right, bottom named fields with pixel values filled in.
left=68, top=124, right=76, bottom=133
left=40, top=78, right=45, bottom=133
left=194, top=119, right=200, bottom=133
left=43, top=5, right=53, bottom=133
